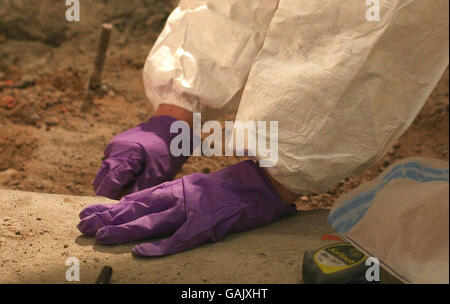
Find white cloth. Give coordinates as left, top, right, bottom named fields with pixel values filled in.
left=328, top=157, right=449, bottom=284
left=143, top=0, right=449, bottom=194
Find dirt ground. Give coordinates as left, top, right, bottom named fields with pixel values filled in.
left=0, top=0, right=449, bottom=211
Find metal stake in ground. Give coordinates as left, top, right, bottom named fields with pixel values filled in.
left=89, top=23, right=113, bottom=90
left=81, top=23, right=113, bottom=112
left=95, top=266, right=113, bottom=284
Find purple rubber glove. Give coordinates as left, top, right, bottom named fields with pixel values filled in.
left=78, top=160, right=296, bottom=257
left=93, top=115, right=191, bottom=199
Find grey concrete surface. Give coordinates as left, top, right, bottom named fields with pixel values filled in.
left=0, top=190, right=334, bottom=283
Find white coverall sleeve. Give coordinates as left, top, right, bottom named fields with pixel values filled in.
left=234, top=0, right=449, bottom=194
left=143, top=0, right=279, bottom=112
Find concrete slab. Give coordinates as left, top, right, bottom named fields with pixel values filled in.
left=0, top=190, right=334, bottom=284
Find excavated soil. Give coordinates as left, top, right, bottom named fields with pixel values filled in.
left=0, top=0, right=448, bottom=211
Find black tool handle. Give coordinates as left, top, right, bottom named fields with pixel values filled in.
left=95, top=266, right=113, bottom=284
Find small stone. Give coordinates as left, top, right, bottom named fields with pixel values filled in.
left=45, top=117, right=60, bottom=126
left=15, top=231, right=21, bottom=235
left=0, top=96, right=16, bottom=109
left=327, top=188, right=337, bottom=195
left=202, top=167, right=211, bottom=174
left=100, top=84, right=109, bottom=94
left=63, top=244, right=68, bottom=248
left=16, top=75, right=36, bottom=88
left=36, top=217, right=42, bottom=221
left=117, top=36, right=128, bottom=47
left=28, top=113, right=41, bottom=125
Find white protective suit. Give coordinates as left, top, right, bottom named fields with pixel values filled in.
left=143, top=0, right=449, bottom=195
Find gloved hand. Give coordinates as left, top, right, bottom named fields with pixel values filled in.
left=78, top=160, right=296, bottom=257
left=93, top=115, right=191, bottom=199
